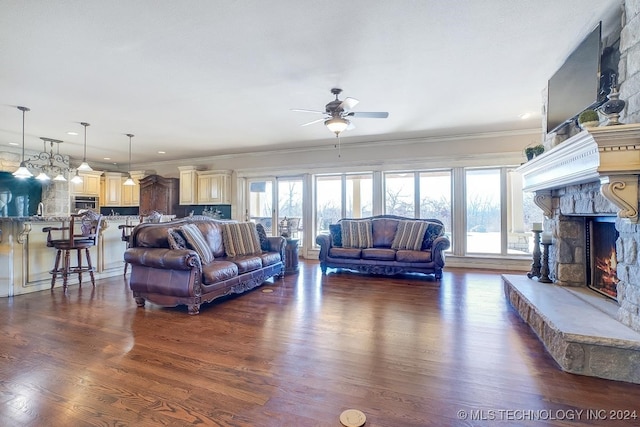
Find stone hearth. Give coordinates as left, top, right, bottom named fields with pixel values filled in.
left=504, top=275, right=640, bottom=383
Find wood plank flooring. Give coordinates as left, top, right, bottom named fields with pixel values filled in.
left=2, top=260, right=640, bottom=426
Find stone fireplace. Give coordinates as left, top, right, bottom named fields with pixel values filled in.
left=505, top=124, right=640, bottom=383
left=519, top=124, right=640, bottom=331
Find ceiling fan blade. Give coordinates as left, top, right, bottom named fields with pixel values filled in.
left=291, top=108, right=326, bottom=114
left=347, top=111, right=389, bottom=119
left=340, top=97, right=359, bottom=111
left=300, top=118, right=326, bottom=127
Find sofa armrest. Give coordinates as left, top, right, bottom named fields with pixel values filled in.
left=431, top=236, right=451, bottom=267
left=267, top=236, right=286, bottom=260
left=124, top=247, right=200, bottom=270
left=316, top=234, right=331, bottom=261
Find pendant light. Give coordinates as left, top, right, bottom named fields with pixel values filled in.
left=123, top=134, right=135, bottom=186
left=12, top=106, right=34, bottom=178
left=77, top=122, right=93, bottom=171
left=70, top=169, right=83, bottom=184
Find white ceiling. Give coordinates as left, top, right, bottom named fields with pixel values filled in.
left=0, top=0, right=623, bottom=166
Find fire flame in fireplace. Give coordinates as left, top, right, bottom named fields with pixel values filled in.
left=595, top=247, right=619, bottom=297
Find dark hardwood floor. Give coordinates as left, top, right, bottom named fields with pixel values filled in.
left=2, top=260, right=640, bottom=427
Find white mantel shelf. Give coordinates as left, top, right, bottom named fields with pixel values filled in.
left=517, top=124, right=640, bottom=222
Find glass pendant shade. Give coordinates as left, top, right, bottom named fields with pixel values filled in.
left=71, top=170, right=83, bottom=184
left=13, top=162, right=33, bottom=179
left=325, top=117, right=349, bottom=135
left=77, top=122, right=93, bottom=171
left=123, top=174, right=135, bottom=186
left=35, top=171, right=51, bottom=181
left=53, top=173, right=67, bottom=182
left=13, top=106, right=34, bottom=178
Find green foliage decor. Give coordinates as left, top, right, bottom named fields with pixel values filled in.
left=578, top=109, right=599, bottom=124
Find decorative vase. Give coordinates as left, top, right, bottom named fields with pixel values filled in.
left=601, top=87, right=626, bottom=125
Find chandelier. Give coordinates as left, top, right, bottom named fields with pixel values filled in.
left=32, top=138, right=72, bottom=182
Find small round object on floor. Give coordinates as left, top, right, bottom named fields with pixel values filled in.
left=261, top=288, right=274, bottom=293
left=340, top=409, right=366, bottom=427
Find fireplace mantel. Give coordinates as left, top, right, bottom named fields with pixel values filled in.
left=518, top=124, right=640, bottom=222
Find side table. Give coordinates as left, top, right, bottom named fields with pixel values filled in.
left=284, top=238, right=299, bottom=274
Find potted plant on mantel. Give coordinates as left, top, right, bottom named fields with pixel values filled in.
left=525, top=144, right=545, bottom=161
left=578, top=109, right=600, bottom=129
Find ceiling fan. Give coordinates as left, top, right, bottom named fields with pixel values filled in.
left=292, top=88, right=389, bottom=136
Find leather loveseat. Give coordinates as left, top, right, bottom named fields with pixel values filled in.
left=124, top=217, right=285, bottom=315
left=316, top=215, right=450, bottom=279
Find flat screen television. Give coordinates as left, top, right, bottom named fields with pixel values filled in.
left=546, top=23, right=602, bottom=133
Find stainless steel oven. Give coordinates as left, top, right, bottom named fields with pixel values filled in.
left=71, top=196, right=99, bottom=212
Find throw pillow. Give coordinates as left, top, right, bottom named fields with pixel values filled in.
left=422, top=222, right=445, bottom=250
left=222, top=222, right=262, bottom=257
left=255, top=223, right=270, bottom=251
left=391, top=220, right=428, bottom=251
left=341, top=220, right=373, bottom=249
left=180, top=223, right=214, bottom=264
left=167, top=228, right=187, bottom=250
left=329, top=224, right=342, bottom=247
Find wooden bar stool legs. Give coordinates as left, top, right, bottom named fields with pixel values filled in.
left=50, top=246, right=96, bottom=290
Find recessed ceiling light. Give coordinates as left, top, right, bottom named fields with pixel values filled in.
left=66, top=131, right=79, bottom=136
left=158, top=151, right=166, bottom=154
left=9, top=142, right=18, bottom=146
left=519, top=112, right=532, bottom=120
left=103, top=157, right=111, bottom=160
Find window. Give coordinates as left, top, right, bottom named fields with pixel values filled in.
left=384, top=172, right=415, bottom=216
left=419, top=171, right=452, bottom=232
left=466, top=169, right=501, bottom=254
left=315, top=173, right=373, bottom=238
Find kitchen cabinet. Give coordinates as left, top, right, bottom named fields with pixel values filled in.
left=178, top=166, right=199, bottom=205
left=101, top=172, right=141, bottom=207
left=70, top=170, right=102, bottom=196
left=196, top=171, right=231, bottom=204
left=139, top=174, right=179, bottom=215
left=102, top=172, right=123, bottom=206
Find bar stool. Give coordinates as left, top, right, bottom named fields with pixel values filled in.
left=118, top=222, right=136, bottom=275
left=118, top=211, right=163, bottom=275
left=43, top=210, right=103, bottom=290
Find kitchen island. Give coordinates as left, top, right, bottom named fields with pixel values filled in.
left=0, top=215, right=148, bottom=297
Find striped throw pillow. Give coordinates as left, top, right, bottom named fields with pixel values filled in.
left=341, top=220, right=373, bottom=249
left=391, top=220, right=428, bottom=251
left=222, top=222, right=262, bottom=257
left=180, top=223, right=214, bottom=264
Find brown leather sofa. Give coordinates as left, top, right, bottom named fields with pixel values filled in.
left=124, top=217, right=285, bottom=315
left=316, top=215, right=450, bottom=279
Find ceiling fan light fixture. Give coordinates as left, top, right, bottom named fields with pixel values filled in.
left=325, top=117, right=349, bottom=136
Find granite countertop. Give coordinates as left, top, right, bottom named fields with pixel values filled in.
left=0, top=215, right=143, bottom=222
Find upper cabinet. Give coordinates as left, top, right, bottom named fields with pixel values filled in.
left=101, top=172, right=142, bottom=207
left=197, top=171, right=231, bottom=204
left=178, top=167, right=231, bottom=205
left=103, top=172, right=123, bottom=206
left=70, top=170, right=102, bottom=196
left=178, top=166, right=199, bottom=205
